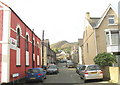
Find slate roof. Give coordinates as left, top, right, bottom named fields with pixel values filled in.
left=88, top=17, right=101, bottom=28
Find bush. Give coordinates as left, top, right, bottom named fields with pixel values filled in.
left=94, top=52, right=117, bottom=66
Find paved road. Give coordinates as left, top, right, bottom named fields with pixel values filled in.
left=22, top=63, right=118, bottom=85
left=43, top=63, right=84, bottom=83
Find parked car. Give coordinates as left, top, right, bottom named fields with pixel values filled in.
left=59, top=59, right=66, bottom=63
left=79, top=64, right=103, bottom=82
left=76, top=64, right=84, bottom=74
left=26, top=68, right=46, bottom=82
left=42, top=65, right=47, bottom=70
left=46, top=65, right=59, bottom=74
left=66, top=61, right=74, bottom=68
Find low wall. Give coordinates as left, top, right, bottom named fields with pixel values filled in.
left=109, top=67, right=120, bottom=83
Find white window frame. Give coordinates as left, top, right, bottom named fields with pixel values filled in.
left=37, top=55, right=40, bottom=66
left=108, top=15, right=115, bottom=25
left=16, top=25, right=22, bottom=66
left=16, top=48, right=20, bottom=66
left=26, top=51, right=29, bottom=66
left=105, top=29, right=120, bottom=46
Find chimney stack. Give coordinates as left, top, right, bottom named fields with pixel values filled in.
left=86, top=12, right=90, bottom=20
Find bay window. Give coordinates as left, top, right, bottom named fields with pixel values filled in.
left=105, top=29, right=120, bottom=46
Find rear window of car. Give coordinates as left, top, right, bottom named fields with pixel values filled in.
left=27, top=69, right=41, bottom=73
left=87, top=65, right=101, bottom=71
left=80, top=66, right=86, bottom=70
left=67, top=62, right=73, bottom=64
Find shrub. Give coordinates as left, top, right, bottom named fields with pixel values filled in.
left=93, top=52, right=117, bottom=66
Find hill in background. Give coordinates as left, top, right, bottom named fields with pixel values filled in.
left=50, top=40, right=78, bottom=53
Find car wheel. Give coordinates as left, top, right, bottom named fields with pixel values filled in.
left=83, top=77, right=87, bottom=83
left=40, top=77, right=44, bottom=82
left=80, top=76, right=82, bottom=79
left=44, top=75, right=47, bottom=79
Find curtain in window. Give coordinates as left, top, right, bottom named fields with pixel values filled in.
left=106, top=34, right=110, bottom=45
left=111, top=32, right=119, bottom=45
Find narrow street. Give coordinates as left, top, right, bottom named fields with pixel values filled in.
left=43, top=63, right=83, bottom=83
left=22, top=63, right=118, bottom=85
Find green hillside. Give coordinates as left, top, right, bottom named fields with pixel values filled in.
left=50, top=40, right=78, bottom=53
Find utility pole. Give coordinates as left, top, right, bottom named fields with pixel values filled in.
left=42, top=30, right=44, bottom=67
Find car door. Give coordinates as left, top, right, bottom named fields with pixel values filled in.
left=79, top=66, right=86, bottom=77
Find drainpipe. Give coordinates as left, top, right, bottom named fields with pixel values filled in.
left=32, top=29, right=34, bottom=68
left=42, top=30, right=44, bottom=67
left=94, top=28, right=98, bottom=55
left=25, top=26, right=26, bottom=72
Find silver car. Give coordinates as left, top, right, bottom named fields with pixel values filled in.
left=66, top=62, right=74, bottom=68
left=79, top=64, right=103, bottom=82
left=46, top=65, right=59, bottom=74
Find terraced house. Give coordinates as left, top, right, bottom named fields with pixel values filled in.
left=0, top=2, right=42, bottom=83
left=82, top=4, right=120, bottom=65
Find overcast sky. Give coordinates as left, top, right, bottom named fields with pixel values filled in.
left=0, top=0, right=120, bottom=44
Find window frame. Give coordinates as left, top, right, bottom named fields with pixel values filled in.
left=16, top=28, right=20, bottom=48
left=108, top=15, right=115, bottom=25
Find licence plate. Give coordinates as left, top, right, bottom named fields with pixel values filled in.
left=30, top=77, right=36, bottom=79
left=90, top=72, right=97, bottom=74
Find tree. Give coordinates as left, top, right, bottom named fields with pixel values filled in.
left=93, top=52, right=117, bottom=66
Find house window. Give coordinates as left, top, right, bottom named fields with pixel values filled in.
left=37, top=55, right=40, bottom=66
left=16, top=48, right=20, bottom=66
left=105, top=30, right=120, bottom=46
left=106, top=32, right=110, bottom=45
left=26, top=35, right=29, bottom=51
left=16, top=28, right=20, bottom=48
left=16, top=28, right=21, bottom=66
left=32, top=39, right=35, bottom=53
left=26, top=34, right=29, bottom=66
left=108, top=15, right=115, bottom=25
left=111, top=31, right=120, bottom=45
left=26, top=51, right=29, bottom=66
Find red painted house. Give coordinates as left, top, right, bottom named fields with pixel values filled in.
left=0, top=2, right=42, bottom=83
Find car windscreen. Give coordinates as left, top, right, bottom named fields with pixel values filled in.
left=87, top=65, right=101, bottom=71
left=27, top=69, right=41, bottom=73
left=48, top=65, right=57, bottom=68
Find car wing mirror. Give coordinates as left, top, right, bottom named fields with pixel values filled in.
left=43, top=70, right=46, bottom=72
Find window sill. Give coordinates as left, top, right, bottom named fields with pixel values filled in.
left=108, top=24, right=118, bottom=26
left=107, top=44, right=120, bottom=46
left=16, top=65, right=21, bottom=67
left=26, top=65, right=29, bottom=67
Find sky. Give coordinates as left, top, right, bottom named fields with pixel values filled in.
left=0, top=0, right=120, bottom=44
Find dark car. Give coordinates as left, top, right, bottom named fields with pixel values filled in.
left=46, top=65, right=59, bottom=74
left=26, top=68, right=46, bottom=82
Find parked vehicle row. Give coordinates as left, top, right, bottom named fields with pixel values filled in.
left=76, top=64, right=103, bottom=82
left=25, top=64, right=59, bottom=83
